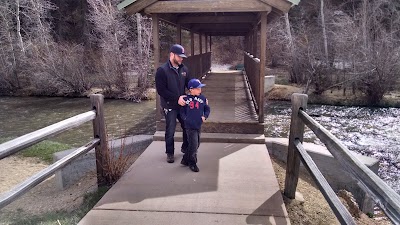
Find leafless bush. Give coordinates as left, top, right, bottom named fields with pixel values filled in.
left=102, top=135, right=134, bottom=185
left=29, top=43, right=93, bottom=95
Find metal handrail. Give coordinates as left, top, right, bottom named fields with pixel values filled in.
left=298, top=109, right=400, bottom=224
left=0, top=139, right=100, bottom=209
left=0, top=110, right=96, bottom=160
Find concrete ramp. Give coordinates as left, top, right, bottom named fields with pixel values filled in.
left=78, top=141, right=290, bottom=225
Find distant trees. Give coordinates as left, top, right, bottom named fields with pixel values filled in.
left=268, top=0, right=400, bottom=105
left=0, top=0, right=153, bottom=99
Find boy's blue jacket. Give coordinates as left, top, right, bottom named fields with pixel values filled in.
left=180, top=94, right=210, bottom=130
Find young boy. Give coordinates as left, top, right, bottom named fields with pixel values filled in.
left=180, top=78, right=210, bottom=172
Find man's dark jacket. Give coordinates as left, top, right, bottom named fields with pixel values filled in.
left=155, top=60, right=190, bottom=110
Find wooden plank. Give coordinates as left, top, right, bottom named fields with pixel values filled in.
left=152, top=14, right=162, bottom=122
left=205, top=35, right=208, bottom=52
left=258, top=0, right=292, bottom=13
left=177, top=15, right=256, bottom=24
left=91, top=94, right=108, bottom=187
left=145, top=0, right=272, bottom=14
left=0, top=111, right=96, bottom=160
left=284, top=93, right=308, bottom=199
left=294, top=140, right=357, bottom=225
left=298, top=110, right=400, bottom=224
left=205, top=32, right=247, bottom=36
left=177, top=24, right=182, bottom=44
left=258, top=12, right=267, bottom=123
left=191, top=23, right=252, bottom=31
left=190, top=31, right=194, bottom=56
left=0, top=138, right=100, bottom=210
left=124, top=0, right=158, bottom=15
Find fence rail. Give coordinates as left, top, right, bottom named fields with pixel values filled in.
left=0, top=94, right=108, bottom=210
left=0, top=111, right=96, bottom=160
left=243, top=51, right=264, bottom=122
left=184, top=52, right=211, bottom=78
left=285, top=93, right=400, bottom=224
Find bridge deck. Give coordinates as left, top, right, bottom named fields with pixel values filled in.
left=156, top=70, right=264, bottom=134
left=78, top=141, right=290, bottom=225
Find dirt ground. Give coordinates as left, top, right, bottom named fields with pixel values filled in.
left=0, top=154, right=393, bottom=224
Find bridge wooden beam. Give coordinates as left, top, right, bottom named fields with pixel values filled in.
left=145, top=0, right=272, bottom=14
left=177, top=15, right=257, bottom=24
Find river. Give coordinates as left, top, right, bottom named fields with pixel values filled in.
left=265, top=100, right=400, bottom=195
left=0, top=97, right=399, bottom=194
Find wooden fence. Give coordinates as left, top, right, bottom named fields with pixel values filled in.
left=284, top=93, right=400, bottom=224
left=0, top=94, right=108, bottom=210
left=243, top=52, right=263, bottom=122
left=184, top=52, right=211, bottom=79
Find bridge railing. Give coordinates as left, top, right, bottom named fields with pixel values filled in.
left=184, top=52, right=211, bottom=79
left=243, top=52, right=261, bottom=121
left=0, top=94, right=108, bottom=210
left=284, top=93, right=400, bottom=224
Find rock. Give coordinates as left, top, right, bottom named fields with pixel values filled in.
left=338, top=189, right=361, bottom=218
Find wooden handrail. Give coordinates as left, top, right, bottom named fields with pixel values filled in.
left=0, top=139, right=100, bottom=209
left=0, top=94, right=109, bottom=210
left=0, top=110, right=96, bottom=160
left=294, top=139, right=356, bottom=225
left=298, top=109, right=400, bottom=224
left=285, top=93, right=400, bottom=224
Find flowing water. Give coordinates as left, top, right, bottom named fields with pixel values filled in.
left=0, top=97, right=156, bottom=147
left=265, top=100, right=400, bottom=195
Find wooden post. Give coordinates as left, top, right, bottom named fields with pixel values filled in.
left=153, top=14, right=161, bottom=121
left=205, top=35, right=208, bottom=52
left=90, top=94, right=108, bottom=187
left=191, top=31, right=194, bottom=56
left=209, top=36, right=212, bottom=52
left=176, top=24, right=182, bottom=44
left=259, top=12, right=267, bottom=123
left=199, top=33, right=203, bottom=54
left=253, top=26, right=258, bottom=58
left=284, top=93, right=308, bottom=199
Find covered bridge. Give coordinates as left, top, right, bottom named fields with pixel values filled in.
left=118, top=0, right=299, bottom=133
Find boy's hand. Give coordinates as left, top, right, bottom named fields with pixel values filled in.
left=202, top=116, right=206, bottom=122
left=178, top=95, right=187, bottom=106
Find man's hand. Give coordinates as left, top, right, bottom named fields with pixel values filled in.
left=178, top=95, right=186, bottom=106
left=202, top=116, right=206, bottom=122
left=206, top=99, right=209, bottom=105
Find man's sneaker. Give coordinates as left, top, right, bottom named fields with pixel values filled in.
left=167, top=154, right=174, bottom=163
left=180, top=158, right=189, bottom=166
left=181, top=148, right=186, bottom=153
left=189, top=164, right=199, bottom=172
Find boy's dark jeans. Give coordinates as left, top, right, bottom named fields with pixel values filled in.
left=183, top=128, right=200, bottom=165
left=164, top=108, right=188, bottom=155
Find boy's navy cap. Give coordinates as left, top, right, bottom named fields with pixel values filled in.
left=188, top=79, right=206, bottom=89
left=170, top=44, right=187, bottom=58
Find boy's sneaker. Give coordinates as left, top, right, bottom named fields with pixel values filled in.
left=166, top=154, right=174, bottom=163
left=181, top=158, right=189, bottom=166
left=189, top=164, right=199, bottom=172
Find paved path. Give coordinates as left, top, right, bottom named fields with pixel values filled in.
left=78, top=141, right=290, bottom=225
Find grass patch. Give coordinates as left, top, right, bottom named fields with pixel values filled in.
left=20, top=141, right=71, bottom=163
left=1, top=137, right=70, bottom=163
left=0, top=186, right=109, bottom=225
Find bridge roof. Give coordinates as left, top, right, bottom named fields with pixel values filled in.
left=117, top=0, right=300, bottom=36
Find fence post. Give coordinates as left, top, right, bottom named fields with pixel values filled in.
left=90, top=94, right=108, bottom=187
left=284, top=93, right=308, bottom=199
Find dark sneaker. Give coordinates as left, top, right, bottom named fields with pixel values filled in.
left=181, top=158, right=189, bottom=166
left=189, top=164, right=199, bottom=172
left=181, top=148, right=186, bottom=153
left=167, top=154, right=174, bottom=163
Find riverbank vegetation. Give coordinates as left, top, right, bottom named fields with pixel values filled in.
left=0, top=0, right=399, bottom=106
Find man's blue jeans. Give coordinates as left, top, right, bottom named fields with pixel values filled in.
left=164, top=108, right=188, bottom=155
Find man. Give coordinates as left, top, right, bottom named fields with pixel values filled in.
left=155, top=44, right=191, bottom=163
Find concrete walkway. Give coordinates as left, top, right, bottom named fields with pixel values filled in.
left=78, top=141, right=290, bottom=225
